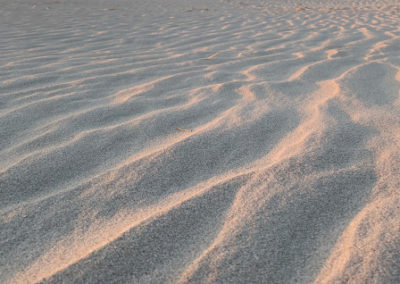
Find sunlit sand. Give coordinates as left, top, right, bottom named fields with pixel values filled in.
left=1, top=0, right=399, bottom=283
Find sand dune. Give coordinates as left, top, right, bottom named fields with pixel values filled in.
left=1, top=0, right=399, bottom=283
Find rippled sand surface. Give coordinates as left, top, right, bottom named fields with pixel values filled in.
left=1, top=0, right=400, bottom=283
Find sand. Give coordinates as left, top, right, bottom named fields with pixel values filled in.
left=1, top=0, right=399, bottom=283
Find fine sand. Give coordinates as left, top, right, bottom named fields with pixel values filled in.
left=1, top=0, right=399, bottom=283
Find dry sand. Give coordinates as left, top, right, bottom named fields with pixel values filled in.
left=1, top=0, right=400, bottom=283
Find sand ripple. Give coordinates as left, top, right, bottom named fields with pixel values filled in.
left=1, top=0, right=399, bottom=283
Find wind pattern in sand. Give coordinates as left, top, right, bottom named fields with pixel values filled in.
left=1, top=0, right=400, bottom=283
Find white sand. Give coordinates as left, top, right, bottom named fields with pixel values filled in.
left=1, top=0, right=400, bottom=283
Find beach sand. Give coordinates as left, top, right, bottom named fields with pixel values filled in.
left=1, top=0, right=399, bottom=283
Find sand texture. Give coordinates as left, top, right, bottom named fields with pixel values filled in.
left=1, top=0, right=400, bottom=283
